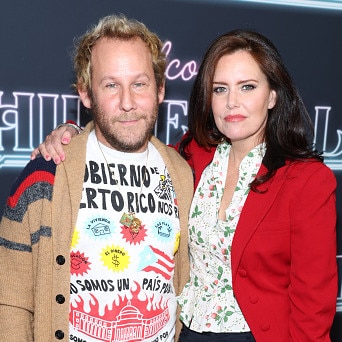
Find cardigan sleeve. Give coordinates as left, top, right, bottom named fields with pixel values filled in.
left=0, top=190, right=35, bottom=341
left=0, top=158, right=56, bottom=341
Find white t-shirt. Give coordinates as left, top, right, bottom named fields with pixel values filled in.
left=69, top=131, right=180, bottom=342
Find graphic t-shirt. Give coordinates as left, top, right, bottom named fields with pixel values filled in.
left=69, top=131, right=180, bottom=342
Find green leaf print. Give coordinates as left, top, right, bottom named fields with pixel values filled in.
left=192, top=205, right=202, bottom=218
left=214, top=307, right=234, bottom=325
left=221, top=284, right=232, bottom=293
left=217, top=266, right=223, bottom=280
left=197, top=231, right=204, bottom=243
left=224, top=226, right=235, bottom=237
left=223, top=311, right=234, bottom=322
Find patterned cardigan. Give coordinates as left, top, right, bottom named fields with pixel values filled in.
left=0, top=122, right=193, bottom=342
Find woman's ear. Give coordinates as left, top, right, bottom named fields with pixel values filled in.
left=268, top=90, right=277, bottom=109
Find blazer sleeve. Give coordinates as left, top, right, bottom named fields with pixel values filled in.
left=289, top=163, right=337, bottom=341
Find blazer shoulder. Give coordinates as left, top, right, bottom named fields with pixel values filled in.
left=287, top=159, right=335, bottom=176
left=284, top=159, right=336, bottom=188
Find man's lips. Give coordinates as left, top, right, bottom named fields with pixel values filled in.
left=118, top=118, right=141, bottom=126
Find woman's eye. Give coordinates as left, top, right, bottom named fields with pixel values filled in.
left=242, top=84, right=255, bottom=91
left=213, top=86, right=226, bottom=94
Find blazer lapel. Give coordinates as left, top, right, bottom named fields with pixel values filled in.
left=231, top=163, right=289, bottom=277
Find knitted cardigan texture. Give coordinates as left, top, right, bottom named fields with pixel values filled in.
left=0, top=122, right=193, bottom=341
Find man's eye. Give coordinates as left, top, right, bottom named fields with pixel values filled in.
left=134, top=82, right=145, bottom=88
left=213, top=86, right=226, bottom=94
left=106, top=83, right=117, bottom=89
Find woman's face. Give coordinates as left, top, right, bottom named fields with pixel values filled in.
left=211, top=50, right=276, bottom=149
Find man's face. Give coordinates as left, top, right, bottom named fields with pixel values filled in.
left=79, top=37, right=165, bottom=152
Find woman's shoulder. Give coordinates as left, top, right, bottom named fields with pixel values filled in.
left=287, top=158, right=333, bottom=171
left=284, top=159, right=336, bottom=184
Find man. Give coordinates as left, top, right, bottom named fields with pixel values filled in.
left=0, top=14, right=193, bottom=342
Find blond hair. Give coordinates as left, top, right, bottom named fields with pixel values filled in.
left=73, top=14, right=166, bottom=94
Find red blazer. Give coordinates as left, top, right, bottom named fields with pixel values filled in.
left=232, top=161, right=337, bottom=341
left=178, top=138, right=337, bottom=341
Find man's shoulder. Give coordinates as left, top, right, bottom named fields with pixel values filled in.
left=150, top=136, right=184, bottom=161
left=4, top=157, right=57, bottom=217
left=150, top=136, right=193, bottom=175
left=17, top=157, right=57, bottom=185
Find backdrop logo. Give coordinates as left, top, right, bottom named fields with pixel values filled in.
left=0, top=91, right=81, bottom=168
left=314, top=106, right=342, bottom=170
left=0, top=91, right=340, bottom=169
left=0, top=91, right=190, bottom=168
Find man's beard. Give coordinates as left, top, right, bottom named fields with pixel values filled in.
left=91, top=97, right=158, bottom=153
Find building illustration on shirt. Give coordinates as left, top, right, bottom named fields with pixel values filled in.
left=72, top=299, right=170, bottom=342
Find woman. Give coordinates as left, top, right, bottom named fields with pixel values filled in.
left=31, top=29, right=337, bottom=341
left=177, top=30, right=337, bottom=341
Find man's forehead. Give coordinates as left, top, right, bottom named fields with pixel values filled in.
left=91, top=37, right=152, bottom=65
left=90, top=37, right=155, bottom=81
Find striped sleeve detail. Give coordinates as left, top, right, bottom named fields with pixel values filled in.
left=31, top=225, right=52, bottom=244
left=0, top=225, right=52, bottom=252
left=4, top=183, right=53, bottom=222
left=3, top=158, right=56, bottom=222
left=0, top=236, right=32, bottom=252
left=6, top=171, right=54, bottom=208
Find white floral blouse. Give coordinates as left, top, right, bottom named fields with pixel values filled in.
left=178, top=141, right=266, bottom=333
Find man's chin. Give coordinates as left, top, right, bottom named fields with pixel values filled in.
left=109, top=136, right=150, bottom=153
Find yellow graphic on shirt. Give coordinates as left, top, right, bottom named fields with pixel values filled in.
left=173, top=231, right=180, bottom=255
left=71, top=229, right=80, bottom=249
left=100, top=245, right=130, bottom=272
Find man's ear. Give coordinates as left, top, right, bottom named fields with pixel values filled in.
left=78, top=86, right=92, bottom=109
left=157, top=82, right=165, bottom=105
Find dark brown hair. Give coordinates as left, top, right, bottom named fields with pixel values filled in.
left=180, top=29, right=322, bottom=191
